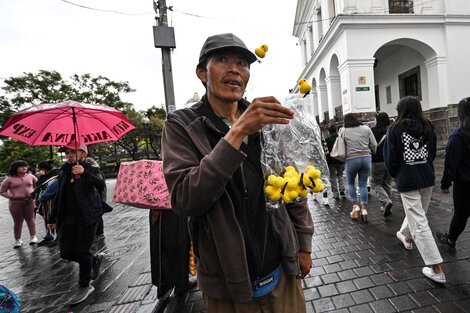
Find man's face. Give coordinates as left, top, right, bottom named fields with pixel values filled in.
left=64, top=149, right=86, bottom=164
left=197, top=51, right=250, bottom=103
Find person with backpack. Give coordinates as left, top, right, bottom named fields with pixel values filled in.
left=437, top=97, right=470, bottom=249
left=322, top=125, right=346, bottom=205
left=384, top=96, right=445, bottom=284
left=32, top=160, right=60, bottom=246
left=371, top=112, right=393, bottom=217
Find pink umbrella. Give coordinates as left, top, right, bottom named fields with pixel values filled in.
left=0, top=100, right=136, bottom=146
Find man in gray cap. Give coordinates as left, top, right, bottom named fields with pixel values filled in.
left=162, top=33, right=313, bottom=312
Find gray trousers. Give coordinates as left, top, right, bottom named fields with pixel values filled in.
left=371, top=162, right=393, bottom=206
left=399, top=187, right=443, bottom=265
left=328, top=164, right=345, bottom=196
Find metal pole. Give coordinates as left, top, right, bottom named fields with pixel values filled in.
left=157, top=0, right=176, bottom=113
left=144, top=123, right=150, bottom=159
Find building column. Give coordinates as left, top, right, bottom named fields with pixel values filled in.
left=325, top=75, right=342, bottom=121
left=311, top=90, right=319, bottom=118
left=338, top=58, right=376, bottom=114
left=317, top=84, right=328, bottom=123
left=424, top=56, right=448, bottom=109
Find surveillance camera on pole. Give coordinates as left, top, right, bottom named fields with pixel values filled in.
left=153, top=0, right=176, bottom=114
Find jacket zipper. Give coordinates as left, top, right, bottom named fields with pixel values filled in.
left=240, top=161, right=263, bottom=280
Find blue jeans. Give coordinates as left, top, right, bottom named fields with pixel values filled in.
left=345, top=156, right=372, bottom=205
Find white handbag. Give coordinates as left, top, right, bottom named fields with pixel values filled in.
left=330, top=128, right=346, bottom=162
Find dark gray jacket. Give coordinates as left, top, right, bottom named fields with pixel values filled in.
left=162, top=98, right=314, bottom=303
left=49, top=160, right=106, bottom=226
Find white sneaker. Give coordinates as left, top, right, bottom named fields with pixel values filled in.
left=422, top=267, right=446, bottom=284
left=70, top=285, right=95, bottom=306
left=13, top=239, right=23, bottom=248
left=30, top=236, right=38, bottom=245
left=396, top=231, right=413, bottom=250
left=322, top=198, right=329, bottom=206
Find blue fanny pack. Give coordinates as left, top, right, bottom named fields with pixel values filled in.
left=251, top=265, right=281, bottom=298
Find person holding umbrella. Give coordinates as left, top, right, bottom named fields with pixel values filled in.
left=47, top=141, right=107, bottom=306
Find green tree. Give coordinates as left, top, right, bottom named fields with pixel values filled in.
left=2, top=70, right=72, bottom=109
left=0, top=70, right=139, bottom=171
left=0, top=140, right=54, bottom=174
left=145, top=105, right=166, bottom=159
left=0, top=96, right=15, bottom=128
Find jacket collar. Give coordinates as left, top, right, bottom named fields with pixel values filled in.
left=192, top=94, right=250, bottom=135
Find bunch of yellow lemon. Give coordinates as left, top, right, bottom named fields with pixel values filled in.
left=264, top=165, right=324, bottom=204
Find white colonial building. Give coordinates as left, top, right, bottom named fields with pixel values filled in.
left=293, top=0, right=470, bottom=141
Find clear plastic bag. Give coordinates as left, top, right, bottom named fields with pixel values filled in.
left=261, top=94, right=330, bottom=210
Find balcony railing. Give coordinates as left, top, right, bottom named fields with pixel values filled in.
left=389, top=0, right=413, bottom=14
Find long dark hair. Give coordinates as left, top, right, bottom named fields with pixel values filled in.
left=8, top=160, right=29, bottom=177
left=37, top=159, right=54, bottom=172
left=344, top=113, right=363, bottom=128
left=457, top=97, right=470, bottom=148
left=392, top=96, right=433, bottom=140
left=374, top=112, right=390, bottom=133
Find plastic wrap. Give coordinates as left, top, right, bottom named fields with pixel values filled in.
left=261, top=94, right=330, bottom=208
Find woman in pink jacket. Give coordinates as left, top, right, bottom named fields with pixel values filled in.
left=0, top=160, right=38, bottom=248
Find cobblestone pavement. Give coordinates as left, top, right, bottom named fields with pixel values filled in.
left=174, top=158, right=470, bottom=313
left=2, top=157, right=470, bottom=312
left=0, top=179, right=160, bottom=313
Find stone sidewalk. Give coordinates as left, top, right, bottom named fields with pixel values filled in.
left=174, top=158, right=470, bottom=313
left=3, top=156, right=470, bottom=312
left=0, top=179, right=161, bottom=313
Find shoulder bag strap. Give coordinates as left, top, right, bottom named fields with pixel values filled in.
left=377, top=134, right=386, bottom=146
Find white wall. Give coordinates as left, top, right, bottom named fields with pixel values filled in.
left=444, top=23, right=470, bottom=103
left=444, top=0, right=470, bottom=14
left=374, top=46, right=428, bottom=116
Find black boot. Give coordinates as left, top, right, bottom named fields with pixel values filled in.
left=174, top=276, right=197, bottom=296
left=154, top=286, right=173, bottom=313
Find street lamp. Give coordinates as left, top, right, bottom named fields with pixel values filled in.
left=142, top=117, right=150, bottom=159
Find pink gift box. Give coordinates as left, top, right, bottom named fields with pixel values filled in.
left=112, top=160, right=171, bottom=209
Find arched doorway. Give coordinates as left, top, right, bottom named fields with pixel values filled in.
left=373, top=38, right=442, bottom=116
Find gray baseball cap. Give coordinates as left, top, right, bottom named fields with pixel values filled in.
left=198, top=33, right=257, bottom=65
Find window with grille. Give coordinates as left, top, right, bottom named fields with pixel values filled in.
left=399, top=66, right=421, bottom=100
left=389, top=0, right=413, bottom=14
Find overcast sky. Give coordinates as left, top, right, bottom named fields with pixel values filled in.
left=0, top=0, right=302, bottom=112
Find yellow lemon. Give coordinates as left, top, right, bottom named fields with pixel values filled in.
left=299, top=188, right=309, bottom=198
left=285, top=166, right=296, bottom=172
left=312, top=169, right=321, bottom=179
left=286, top=177, right=299, bottom=189
left=288, top=190, right=299, bottom=199
left=267, top=175, right=276, bottom=185
left=270, top=190, right=282, bottom=201
left=302, top=175, right=312, bottom=187
left=282, top=193, right=293, bottom=204
left=265, top=185, right=275, bottom=196
left=273, top=177, right=285, bottom=189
